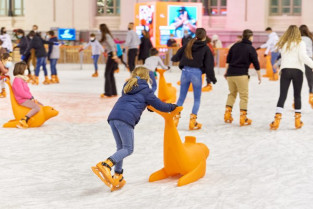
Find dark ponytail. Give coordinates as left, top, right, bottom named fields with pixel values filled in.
left=184, top=28, right=207, bottom=60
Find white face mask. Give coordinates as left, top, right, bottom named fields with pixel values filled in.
left=46, top=35, right=51, bottom=40
left=90, top=37, right=95, bottom=41
left=4, top=61, right=12, bottom=69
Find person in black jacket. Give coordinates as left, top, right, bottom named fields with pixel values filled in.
left=224, top=29, right=261, bottom=126
left=138, top=30, right=153, bottom=64
left=92, top=66, right=177, bottom=191
left=23, top=31, right=56, bottom=85
left=15, top=29, right=32, bottom=80
left=171, top=27, right=216, bottom=130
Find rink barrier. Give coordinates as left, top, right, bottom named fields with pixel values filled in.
left=12, top=46, right=267, bottom=69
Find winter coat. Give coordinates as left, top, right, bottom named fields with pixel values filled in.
left=139, top=37, right=153, bottom=61
left=83, top=39, right=104, bottom=55
left=171, top=40, right=216, bottom=84
left=181, top=35, right=192, bottom=46
left=48, top=36, right=60, bottom=59
left=12, top=77, right=33, bottom=104
left=108, top=79, right=176, bottom=128
left=17, top=36, right=30, bottom=55
left=24, top=36, right=54, bottom=58
left=226, top=38, right=260, bottom=76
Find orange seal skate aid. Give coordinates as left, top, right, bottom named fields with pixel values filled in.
left=157, top=69, right=177, bottom=103
left=2, top=79, right=59, bottom=128
left=148, top=106, right=209, bottom=186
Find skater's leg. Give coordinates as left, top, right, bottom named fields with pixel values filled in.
left=149, top=70, right=157, bottom=93
left=226, top=77, right=238, bottom=108
left=236, top=76, right=249, bottom=111
left=305, top=65, right=313, bottom=93
left=109, top=120, right=134, bottom=173
left=176, top=68, right=191, bottom=106
left=292, top=69, right=303, bottom=111
left=190, top=69, right=202, bottom=115
left=108, top=120, right=123, bottom=173
left=277, top=69, right=292, bottom=109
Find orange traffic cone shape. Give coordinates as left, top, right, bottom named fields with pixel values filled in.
left=157, top=69, right=177, bottom=103
left=295, top=113, right=303, bottom=129
left=263, top=55, right=273, bottom=78
left=309, top=93, right=313, bottom=108
left=2, top=79, right=58, bottom=128
left=148, top=106, right=209, bottom=186
left=270, top=113, right=282, bottom=130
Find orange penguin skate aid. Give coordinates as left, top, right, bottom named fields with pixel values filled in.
left=2, top=79, right=58, bottom=128
left=147, top=106, right=209, bottom=186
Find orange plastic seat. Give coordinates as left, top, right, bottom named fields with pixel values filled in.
left=3, top=79, right=59, bottom=128
left=148, top=106, right=209, bottom=186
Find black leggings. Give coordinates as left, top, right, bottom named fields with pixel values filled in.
left=118, top=55, right=127, bottom=68
left=127, top=48, right=138, bottom=72
left=104, top=53, right=118, bottom=96
left=305, top=65, right=313, bottom=93
left=277, top=68, right=303, bottom=110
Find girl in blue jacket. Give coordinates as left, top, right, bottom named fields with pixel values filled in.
left=92, top=66, right=177, bottom=191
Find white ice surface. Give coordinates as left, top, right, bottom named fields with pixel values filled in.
left=1, top=64, right=313, bottom=209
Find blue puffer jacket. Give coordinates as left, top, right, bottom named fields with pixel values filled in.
left=108, top=79, right=176, bottom=127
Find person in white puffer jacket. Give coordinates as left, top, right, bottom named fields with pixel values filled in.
left=270, top=25, right=313, bottom=130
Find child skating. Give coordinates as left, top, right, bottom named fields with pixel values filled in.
left=79, top=33, right=104, bottom=77
left=224, top=29, right=261, bottom=126
left=12, top=62, right=43, bottom=128
left=144, top=48, right=169, bottom=93
left=91, top=66, right=177, bottom=191
left=0, top=53, right=12, bottom=98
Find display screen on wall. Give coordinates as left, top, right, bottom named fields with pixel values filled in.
left=58, top=28, right=76, bottom=41
left=136, top=5, right=155, bottom=40
left=159, top=5, right=197, bottom=45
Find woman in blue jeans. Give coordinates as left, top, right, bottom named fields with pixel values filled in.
left=92, top=66, right=177, bottom=191
left=171, top=28, right=216, bottom=130
left=47, top=31, right=60, bottom=83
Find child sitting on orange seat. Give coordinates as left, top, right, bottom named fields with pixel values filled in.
left=12, top=61, right=43, bottom=128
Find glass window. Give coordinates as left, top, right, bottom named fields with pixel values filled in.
left=13, top=0, right=23, bottom=16
left=270, top=0, right=301, bottom=15
left=0, top=0, right=8, bottom=16
left=97, top=0, right=120, bottom=16
left=0, top=0, right=24, bottom=16
left=207, top=0, right=227, bottom=16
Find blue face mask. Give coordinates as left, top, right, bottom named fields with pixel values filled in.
left=5, top=61, right=12, bottom=68
left=17, top=34, right=23, bottom=38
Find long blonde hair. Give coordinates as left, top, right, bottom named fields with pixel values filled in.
left=123, top=66, right=150, bottom=94
left=276, top=25, right=302, bottom=51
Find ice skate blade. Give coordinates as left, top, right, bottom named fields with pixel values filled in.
left=91, top=166, right=111, bottom=188
left=110, top=180, right=126, bottom=192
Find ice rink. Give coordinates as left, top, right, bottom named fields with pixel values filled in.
left=1, top=64, right=313, bottom=209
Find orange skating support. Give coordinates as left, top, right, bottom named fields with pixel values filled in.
left=157, top=69, right=177, bottom=103
left=3, top=79, right=59, bottom=128
left=263, top=55, right=273, bottom=78
left=148, top=106, right=209, bottom=186
left=177, top=74, right=212, bottom=92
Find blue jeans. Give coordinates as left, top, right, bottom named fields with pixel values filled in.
left=176, top=66, right=202, bottom=115
left=35, top=57, right=48, bottom=76
left=93, top=55, right=100, bottom=71
left=50, top=59, right=58, bottom=75
left=149, top=71, right=157, bottom=93
left=271, top=52, right=280, bottom=73
left=109, top=120, right=134, bottom=173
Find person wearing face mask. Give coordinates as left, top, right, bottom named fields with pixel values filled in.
left=125, top=22, right=140, bottom=72
left=14, top=29, right=33, bottom=82
left=47, top=31, right=60, bottom=83
left=79, top=33, right=104, bottom=77
left=0, top=53, right=13, bottom=98
left=0, top=27, right=13, bottom=53
left=23, top=31, right=58, bottom=85
left=181, top=30, right=192, bottom=46
left=29, top=25, right=40, bottom=73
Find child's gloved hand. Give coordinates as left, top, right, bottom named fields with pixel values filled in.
left=21, top=55, right=26, bottom=61
left=54, top=42, right=60, bottom=46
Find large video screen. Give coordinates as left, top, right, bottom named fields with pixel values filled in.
left=159, top=5, right=197, bottom=45
left=136, top=5, right=154, bottom=40
left=58, top=28, right=76, bottom=41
